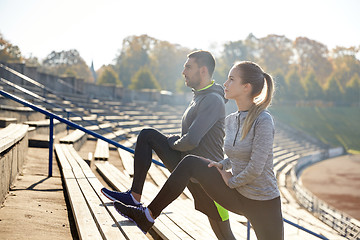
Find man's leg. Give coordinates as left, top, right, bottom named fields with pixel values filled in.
left=208, top=218, right=236, bottom=240
left=187, top=181, right=236, bottom=239
left=131, top=128, right=181, bottom=200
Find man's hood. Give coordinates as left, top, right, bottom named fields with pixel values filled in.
left=193, top=82, right=228, bottom=103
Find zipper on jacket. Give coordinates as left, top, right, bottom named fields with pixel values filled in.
left=233, top=112, right=241, bottom=146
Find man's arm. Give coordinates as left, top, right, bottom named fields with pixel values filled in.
left=168, top=94, right=224, bottom=151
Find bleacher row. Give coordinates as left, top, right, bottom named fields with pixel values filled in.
left=0, top=70, right=353, bottom=239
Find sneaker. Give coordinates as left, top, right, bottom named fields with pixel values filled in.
left=114, top=201, right=154, bottom=234
left=101, top=188, right=141, bottom=206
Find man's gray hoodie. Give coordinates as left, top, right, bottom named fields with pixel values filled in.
left=168, top=83, right=227, bottom=162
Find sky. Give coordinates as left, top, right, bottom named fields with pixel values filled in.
left=0, top=0, right=359, bottom=70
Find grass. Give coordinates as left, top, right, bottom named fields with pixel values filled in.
left=269, top=106, right=360, bottom=153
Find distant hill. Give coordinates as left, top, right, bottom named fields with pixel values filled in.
left=269, top=106, right=360, bottom=154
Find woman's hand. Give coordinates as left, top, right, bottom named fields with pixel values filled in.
left=208, top=161, right=223, bottom=169
left=218, top=170, right=233, bottom=187
left=208, top=161, right=232, bottom=186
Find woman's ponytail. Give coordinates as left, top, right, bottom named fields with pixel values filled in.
left=238, top=63, right=274, bottom=139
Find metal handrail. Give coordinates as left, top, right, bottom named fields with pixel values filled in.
left=0, top=89, right=166, bottom=173
left=0, top=77, right=125, bottom=140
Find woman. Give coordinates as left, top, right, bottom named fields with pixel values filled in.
left=114, top=61, right=284, bottom=240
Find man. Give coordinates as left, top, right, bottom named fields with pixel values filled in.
left=101, top=50, right=235, bottom=239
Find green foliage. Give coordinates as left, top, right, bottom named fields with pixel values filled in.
left=40, top=49, right=94, bottom=82
left=324, top=75, right=344, bottom=102
left=270, top=106, right=360, bottom=152
left=303, top=72, right=323, bottom=100
left=0, top=32, right=22, bottom=62
left=97, top=66, right=122, bottom=86
left=129, top=67, right=160, bottom=90
left=285, top=70, right=305, bottom=101
left=1, top=31, right=359, bottom=104
left=273, top=71, right=287, bottom=102
left=114, top=34, right=190, bottom=90
left=345, top=73, right=360, bottom=105
left=175, top=77, right=188, bottom=93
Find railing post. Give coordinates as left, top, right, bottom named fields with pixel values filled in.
left=247, top=220, right=251, bottom=240
left=67, top=112, right=70, bottom=134
left=49, top=116, right=54, bottom=177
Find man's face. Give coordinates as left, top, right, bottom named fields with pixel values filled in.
left=182, top=57, right=201, bottom=89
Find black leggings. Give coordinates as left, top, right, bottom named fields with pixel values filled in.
left=130, top=128, right=236, bottom=239
left=131, top=128, right=182, bottom=194
left=148, top=155, right=284, bottom=240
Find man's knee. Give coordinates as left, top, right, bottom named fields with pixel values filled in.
left=138, top=128, right=156, bottom=141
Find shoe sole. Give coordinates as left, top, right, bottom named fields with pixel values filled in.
left=114, top=202, right=147, bottom=234
left=101, top=189, right=118, bottom=202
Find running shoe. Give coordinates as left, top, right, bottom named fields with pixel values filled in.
left=101, top=188, right=141, bottom=206
left=114, top=201, right=154, bottom=234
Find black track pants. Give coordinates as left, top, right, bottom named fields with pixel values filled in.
left=148, top=155, right=284, bottom=240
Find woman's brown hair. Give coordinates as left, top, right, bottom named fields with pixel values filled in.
left=234, top=61, right=274, bottom=139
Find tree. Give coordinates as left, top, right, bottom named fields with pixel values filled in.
left=273, top=71, right=287, bottom=103
left=293, top=37, right=332, bottom=84
left=97, top=65, right=122, bottom=86
left=176, top=77, right=188, bottom=93
left=345, top=73, right=360, bottom=106
left=115, top=35, right=156, bottom=87
left=41, top=49, right=94, bottom=82
left=150, top=40, right=189, bottom=91
left=0, top=32, right=22, bottom=62
left=286, top=69, right=305, bottom=101
left=129, top=67, right=160, bottom=90
left=303, top=71, right=323, bottom=100
left=222, top=40, right=249, bottom=66
left=258, top=34, right=293, bottom=74
left=330, top=46, right=360, bottom=87
left=324, top=74, right=344, bottom=103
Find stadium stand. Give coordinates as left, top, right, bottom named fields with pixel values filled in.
left=1, top=62, right=358, bottom=239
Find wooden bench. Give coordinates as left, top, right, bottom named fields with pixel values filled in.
left=24, top=118, right=66, bottom=135
left=54, top=144, right=147, bottom=240
left=0, top=123, right=29, bottom=205
left=59, top=129, right=87, bottom=151
left=0, top=117, right=17, bottom=128
left=96, top=161, right=255, bottom=239
left=94, top=139, right=109, bottom=160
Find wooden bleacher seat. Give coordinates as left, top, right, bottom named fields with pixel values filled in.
left=0, top=123, right=29, bottom=205
left=0, top=123, right=28, bottom=153
left=24, top=118, right=66, bottom=135
left=95, top=161, right=219, bottom=239
left=54, top=144, right=147, bottom=240
left=59, top=129, right=87, bottom=150
left=0, top=117, right=17, bottom=128
left=94, top=139, right=109, bottom=160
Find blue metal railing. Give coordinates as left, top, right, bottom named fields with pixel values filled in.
left=0, top=89, right=166, bottom=174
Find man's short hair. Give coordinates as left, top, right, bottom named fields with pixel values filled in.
left=188, top=50, right=215, bottom=77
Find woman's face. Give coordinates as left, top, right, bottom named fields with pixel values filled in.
left=223, top=67, right=248, bottom=100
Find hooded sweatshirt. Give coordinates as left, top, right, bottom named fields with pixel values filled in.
left=168, top=82, right=227, bottom=162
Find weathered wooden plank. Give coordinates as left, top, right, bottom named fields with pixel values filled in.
left=65, top=145, right=146, bottom=240
left=118, top=148, right=134, bottom=176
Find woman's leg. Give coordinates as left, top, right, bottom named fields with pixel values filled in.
left=245, top=197, right=284, bottom=240
left=131, top=128, right=181, bottom=195
left=148, top=155, right=243, bottom=218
